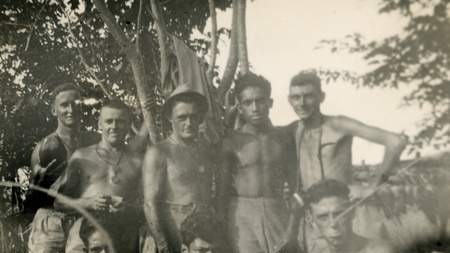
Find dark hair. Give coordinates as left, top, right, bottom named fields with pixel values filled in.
left=101, top=99, right=132, bottom=118
left=234, top=72, right=271, bottom=101
left=180, top=209, right=224, bottom=247
left=305, top=179, right=350, bottom=205
left=290, top=70, right=322, bottom=92
left=51, top=83, right=80, bottom=102
left=79, top=218, right=97, bottom=248
left=164, top=92, right=208, bottom=119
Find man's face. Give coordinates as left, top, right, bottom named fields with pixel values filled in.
left=52, top=90, right=81, bottom=127
left=238, top=86, right=273, bottom=126
left=184, top=238, right=217, bottom=253
left=98, top=107, right=130, bottom=147
left=310, top=196, right=352, bottom=249
left=169, top=102, right=202, bottom=140
left=288, top=84, right=323, bottom=120
left=86, top=230, right=108, bottom=253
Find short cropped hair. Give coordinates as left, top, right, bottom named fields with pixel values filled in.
left=235, top=72, right=271, bottom=100
left=305, top=179, right=350, bottom=205
left=79, top=218, right=97, bottom=248
left=101, top=99, right=132, bottom=118
left=290, top=70, right=322, bottom=92
left=51, top=83, right=80, bottom=102
left=180, top=209, right=224, bottom=247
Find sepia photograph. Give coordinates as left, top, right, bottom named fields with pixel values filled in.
left=1, top=0, right=449, bottom=252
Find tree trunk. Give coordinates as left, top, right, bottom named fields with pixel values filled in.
left=149, top=0, right=169, bottom=89
left=236, top=0, right=249, bottom=74
left=207, top=0, right=218, bottom=86
left=218, top=0, right=239, bottom=104
left=92, top=0, right=159, bottom=143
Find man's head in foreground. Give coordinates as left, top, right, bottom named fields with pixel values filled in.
left=180, top=210, right=224, bottom=253
left=235, top=72, right=273, bottom=126
left=288, top=70, right=325, bottom=121
left=80, top=219, right=109, bottom=253
left=164, top=88, right=208, bottom=141
left=306, top=179, right=353, bottom=250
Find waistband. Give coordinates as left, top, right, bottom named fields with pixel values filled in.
left=230, top=196, right=286, bottom=203
left=161, top=201, right=212, bottom=213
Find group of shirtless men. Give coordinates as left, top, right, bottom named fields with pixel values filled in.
left=24, top=71, right=407, bottom=253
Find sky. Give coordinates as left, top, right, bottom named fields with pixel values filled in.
left=206, top=0, right=430, bottom=164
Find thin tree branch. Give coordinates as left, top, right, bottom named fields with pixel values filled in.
left=236, top=0, right=249, bottom=74
left=218, top=0, right=239, bottom=104
left=207, top=0, right=218, bottom=85
left=61, top=7, right=112, bottom=99
left=149, top=0, right=169, bottom=86
left=92, top=0, right=131, bottom=52
left=136, top=0, right=144, bottom=55
left=25, top=2, right=47, bottom=51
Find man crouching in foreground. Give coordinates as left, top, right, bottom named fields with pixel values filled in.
left=302, top=179, right=392, bottom=253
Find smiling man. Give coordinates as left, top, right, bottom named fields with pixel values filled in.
left=56, top=100, right=143, bottom=253
left=26, top=83, right=99, bottom=253
left=143, top=86, right=216, bottom=253
left=218, top=73, right=297, bottom=253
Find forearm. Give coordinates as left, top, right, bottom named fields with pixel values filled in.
left=380, top=137, right=407, bottom=173
left=144, top=201, right=167, bottom=249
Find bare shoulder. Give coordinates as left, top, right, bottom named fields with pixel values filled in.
left=71, top=144, right=96, bottom=159
left=221, top=131, right=248, bottom=152
left=363, top=239, right=394, bottom=253
left=143, top=139, right=171, bottom=164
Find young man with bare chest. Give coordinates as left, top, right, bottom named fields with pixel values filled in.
left=56, top=100, right=142, bottom=253
left=26, top=83, right=99, bottom=253
left=143, top=87, right=216, bottom=253
left=218, top=73, right=296, bottom=253
left=286, top=71, right=407, bottom=190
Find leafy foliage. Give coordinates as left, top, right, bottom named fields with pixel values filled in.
left=316, top=0, right=450, bottom=152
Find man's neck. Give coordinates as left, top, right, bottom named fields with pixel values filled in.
left=302, top=112, right=323, bottom=129
left=98, top=139, right=124, bottom=153
left=56, top=124, right=79, bottom=139
left=241, top=120, right=273, bottom=135
left=170, top=133, right=196, bottom=146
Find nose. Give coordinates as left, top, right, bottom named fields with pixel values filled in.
left=67, top=103, right=73, bottom=113
left=298, top=95, right=305, bottom=106
left=251, top=101, right=258, bottom=111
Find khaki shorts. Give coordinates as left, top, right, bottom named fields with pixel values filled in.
left=27, top=208, right=75, bottom=253
left=228, top=197, right=289, bottom=253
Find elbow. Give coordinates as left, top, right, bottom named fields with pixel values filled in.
left=390, top=134, right=408, bottom=153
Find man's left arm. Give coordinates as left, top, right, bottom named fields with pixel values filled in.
left=336, top=116, right=407, bottom=184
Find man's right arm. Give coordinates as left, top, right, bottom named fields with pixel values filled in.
left=143, top=146, right=168, bottom=252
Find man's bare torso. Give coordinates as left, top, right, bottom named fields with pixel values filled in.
left=223, top=127, right=292, bottom=198
left=153, top=138, right=214, bottom=205
left=72, top=144, right=141, bottom=203
left=296, top=115, right=353, bottom=189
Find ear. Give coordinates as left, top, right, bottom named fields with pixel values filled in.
left=319, top=91, right=325, bottom=103
left=51, top=104, right=57, bottom=117
left=98, top=118, right=102, bottom=131
left=181, top=244, right=189, bottom=253
left=268, top=98, right=274, bottom=108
